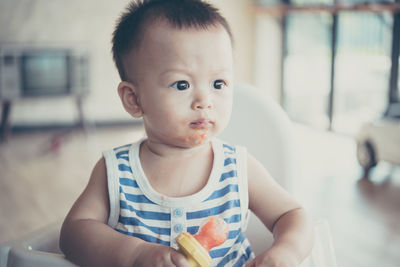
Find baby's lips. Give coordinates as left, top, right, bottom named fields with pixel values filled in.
left=190, top=118, right=213, bottom=129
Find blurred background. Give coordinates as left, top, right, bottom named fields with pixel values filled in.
left=0, top=0, right=399, bottom=266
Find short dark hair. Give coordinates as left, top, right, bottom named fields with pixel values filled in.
left=112, top=0, right=233, bottom=81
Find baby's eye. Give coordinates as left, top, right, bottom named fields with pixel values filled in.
left=213, top=80, right=226, bottom=90
left=171, top=80, right=190, bottom=90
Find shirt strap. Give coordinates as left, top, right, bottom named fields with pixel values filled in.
left=235, top=145, right=250, bottom=231
left=103, top=149, right=121, bottom=228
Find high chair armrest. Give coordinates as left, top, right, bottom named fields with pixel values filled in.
left=6, top=246, right=75, bottom=267
left=0, top=221, right=76, bottom=267
left=303, top=219, right=337, bottom=267
left=246, top=217, right=337, bottom=267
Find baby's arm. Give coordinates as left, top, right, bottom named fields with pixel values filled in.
left=246, top=153, right=314, bottom=266
left=59, top=158, right=189, bottom=267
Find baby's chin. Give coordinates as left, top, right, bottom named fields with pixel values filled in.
left=184, top=132, right=208, bottom=145
left=177, top=131, right=213, bottom=148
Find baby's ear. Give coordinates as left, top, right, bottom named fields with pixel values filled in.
left=118, top=81, right=143, bottom=118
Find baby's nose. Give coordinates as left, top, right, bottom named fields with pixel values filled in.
left=192, top=89, right=212, bottom=110
left=193, top=101, right=212, bottom=110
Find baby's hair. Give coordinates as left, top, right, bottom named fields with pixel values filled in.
left=112, top=0, right=233, bottom=81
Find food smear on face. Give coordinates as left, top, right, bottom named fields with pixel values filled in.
left=183, top=131, right=208, bottom=145
left=182, top=118, right=213, bottom=145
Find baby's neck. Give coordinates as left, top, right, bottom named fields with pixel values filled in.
left=143, top=139, right=212, bottom=159
left=139, top=139, right=214, bottom=197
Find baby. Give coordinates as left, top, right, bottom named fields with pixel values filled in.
left=60, top=0, right=314, bottom=266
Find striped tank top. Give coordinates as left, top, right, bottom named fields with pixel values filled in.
left=103, top=138, right=255, bottom=266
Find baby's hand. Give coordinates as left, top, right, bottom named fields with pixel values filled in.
left=131, top=242, right=190, bottom=267
left=245, top=245, right=299, bottom=267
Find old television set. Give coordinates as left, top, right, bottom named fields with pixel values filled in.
left=0, top=45, right=89, bottom=100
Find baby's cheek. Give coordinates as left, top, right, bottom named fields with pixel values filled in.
left=156, top=112, right=177, bottom=129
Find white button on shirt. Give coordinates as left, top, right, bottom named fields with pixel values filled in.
left=173, top=208, right=183, bottom=217
left=170, top=207, right=186, bottom=248
left=174, top=223, right=183, bottom=233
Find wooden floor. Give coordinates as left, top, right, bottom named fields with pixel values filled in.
left=1, top=124, right=399, bottom=267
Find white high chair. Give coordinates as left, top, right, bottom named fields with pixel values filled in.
left=0, top=83, right=336, bottom=267
left=220, top=83, right=337, bottom=267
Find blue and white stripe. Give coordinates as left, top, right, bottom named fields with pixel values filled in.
left=104, top=139, right=255, bottom=266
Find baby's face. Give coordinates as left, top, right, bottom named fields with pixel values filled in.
left=126, top=20, right=233, bottom=148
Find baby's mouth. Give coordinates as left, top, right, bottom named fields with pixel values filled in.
left=190, top=118, right=213, bottom=129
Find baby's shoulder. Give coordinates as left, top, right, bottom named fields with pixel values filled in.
left=214, top=138, right=247, bottom=155
left=103, top=140, right=142, bottom=158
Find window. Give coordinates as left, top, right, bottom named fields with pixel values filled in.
left=255, top=0, right=400, bottom=135
left=284, top=13, right=332, bottom=129
left=332, top=12, right=392, bottom=135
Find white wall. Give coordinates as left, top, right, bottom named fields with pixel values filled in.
left=254, top=15, right=283, bottom=103
left=211, top=0, right=255, bottom=84
left=0, top=0, right=134, bottom=125
left=214, top=1, right=283, bottom=102
left=0, top=0, right=282, bottom=125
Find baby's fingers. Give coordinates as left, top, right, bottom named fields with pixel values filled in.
left=170, top=250, right=191, bottom=267
left=245, top=261, right=272, bottom=267
left=244, top=256, right=278, bottom=267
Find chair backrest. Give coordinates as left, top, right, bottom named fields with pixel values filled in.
left=220, top=83, right=297, bottom=190
left=220, top=83, right=298, bottom=256
left=221, top=84, right=337, bottom=267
